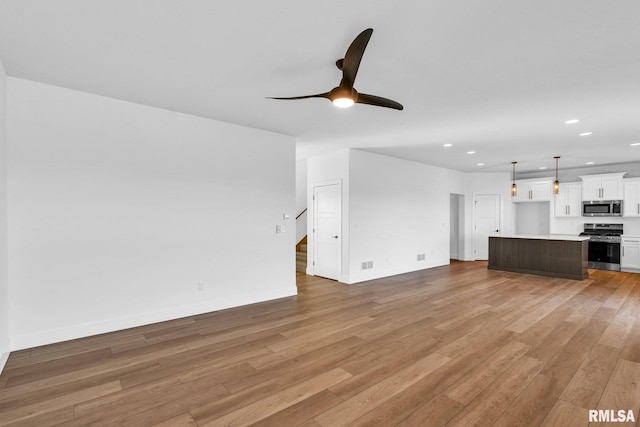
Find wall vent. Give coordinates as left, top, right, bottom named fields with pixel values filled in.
left=361, top=261, right=374, bottom=270
left=417, top=254, right=426, bottom=261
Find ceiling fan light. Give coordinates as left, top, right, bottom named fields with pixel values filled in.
left=333, top=97, right=355, bottom=108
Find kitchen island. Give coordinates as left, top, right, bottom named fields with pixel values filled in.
left=488, top=234, right=589, bottom=280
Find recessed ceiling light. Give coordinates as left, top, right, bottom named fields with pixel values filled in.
left=579, top=132, right=593, bottom=136
left=539, top=166, right=547, bottom=170
left=631, top=142, right=640, bottom=146
left=586, top=161, right=595, bottom=165
left=477, top=163, right=484, bottom=166
left=565, top=119, right=580, bottom=124
left=467, top=151, right=476, bottom=154
left=443, top=143, right=453, bottom=147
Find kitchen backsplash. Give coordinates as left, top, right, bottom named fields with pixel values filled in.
left=550, top=216, right=640, bottom=236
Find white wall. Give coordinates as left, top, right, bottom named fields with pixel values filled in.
left=7, top=78, right=296, bottom=350
left=450, top=193, right=466, bottom=260
left=296, top=159, right=307, bottom=216
left=305, top=149, right=512, bottom=284
left=456, top=195, right=465, bottom=259
left=515, top=202, right=550, bottom=235
left=306, top=149, right=350, bottom=280
left=348, top=150, right=468, bottom=283
left=295, top=159, right=307, bottom=243
left=0, top=60, right=9, bottom=370
left=450, top=195, right=459, bottom=258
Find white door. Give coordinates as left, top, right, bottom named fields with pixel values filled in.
left=313, top=183, right=341, bottom=280
left=474, top=194, right=500, bottom=260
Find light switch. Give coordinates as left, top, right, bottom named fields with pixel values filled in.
left=283, top=214, right=290, bottom=220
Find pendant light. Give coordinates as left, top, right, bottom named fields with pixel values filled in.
left=511, top=162, right=518, bottom=197
left=553, top=156, right=560, bottom=195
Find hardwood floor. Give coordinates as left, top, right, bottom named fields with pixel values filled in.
left=1, top=261, right=640, bottom=426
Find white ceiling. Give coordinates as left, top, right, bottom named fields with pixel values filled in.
left=1, top=0, right=639, bottom=174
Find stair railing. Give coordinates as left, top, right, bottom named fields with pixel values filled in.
left=296, top=208, right=308, bottom=244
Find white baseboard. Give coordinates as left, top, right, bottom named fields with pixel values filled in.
left=10, top=286, right=296, bottom=351
left=0, top=352, right=8, bottom=376
left=345, top=260, right=448, bottom=284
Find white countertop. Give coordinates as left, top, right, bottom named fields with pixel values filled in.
left=490, top=233, right=590, bottom=241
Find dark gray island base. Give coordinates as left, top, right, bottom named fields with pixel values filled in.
left=488, top=235, right=589, bottom=280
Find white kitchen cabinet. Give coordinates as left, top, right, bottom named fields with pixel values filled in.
left=580, top=173, right=625, bottom=200
left=512, top=179, right=552, bottom=202
left=554, top=182, right=582, bottom=217
left=623, top=179, right=640, bottom=217
left=622, top=236, right=640, bottom=272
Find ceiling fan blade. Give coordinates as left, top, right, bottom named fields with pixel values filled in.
left=356, top=93, right=404, bottom=110
left=341, top=28, right=373, bottom=89
left=266, top=93, right=330, bottom=101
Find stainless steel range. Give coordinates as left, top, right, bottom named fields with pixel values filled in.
left=579, top=223, right=623, bottom=271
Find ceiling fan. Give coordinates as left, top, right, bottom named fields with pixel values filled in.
left=268, top=28, right=403, bottom=110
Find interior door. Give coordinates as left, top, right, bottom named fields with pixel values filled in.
left=474, top=194, right=500, bottom=260
left=313, top=183, right=342, bottom=280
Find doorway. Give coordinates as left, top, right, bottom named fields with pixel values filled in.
left=450, top=193, right=465, bottom=260
left=312, top=181, right=342, bottom=281
left=473, top=194, right=501, bottom=260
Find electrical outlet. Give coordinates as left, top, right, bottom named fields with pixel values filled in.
left=198, top=282, right=205, bottom=292
left=417, top=254, right=426, bottom=261
left=361, top=261, right=373, bottom=270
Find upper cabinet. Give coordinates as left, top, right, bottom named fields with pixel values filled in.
left=624, top=178, right=640, bottom=217
left=554, top=182, right=582, bottom=217
left=580, top=173, right=625, bottom=200
left=512, top=179, right=552, bottom=202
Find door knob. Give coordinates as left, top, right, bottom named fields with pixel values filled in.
left=331, top=235, right=339, bottom=239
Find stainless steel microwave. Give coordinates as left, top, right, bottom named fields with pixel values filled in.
left=582, top=200, right=623, bottom=217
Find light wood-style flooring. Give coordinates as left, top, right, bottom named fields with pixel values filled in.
left=1, top=261, right=640, bottom=426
